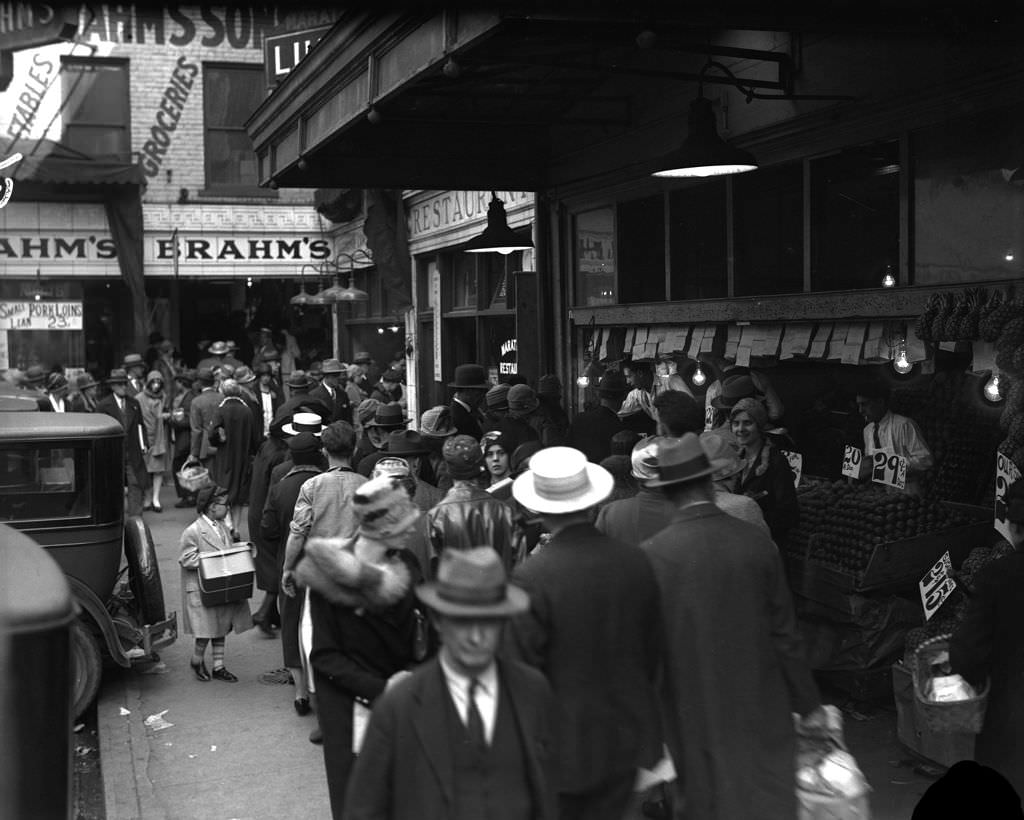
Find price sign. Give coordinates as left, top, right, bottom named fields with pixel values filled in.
left=919, top=551, right=956, bottom=621
left=995, top=452, right=1022, bottom=543
left=780, top=450, right=802, bottom=488
left=871, top=449, right=907, bottom=490
left=704, top=404, right=715, bottom=430
left=841, top=445, right=862, bottom=479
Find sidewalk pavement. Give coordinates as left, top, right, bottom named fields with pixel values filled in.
left=99, top=488, right=330, bottom=820
left=97, top=488, right=940, bottom=819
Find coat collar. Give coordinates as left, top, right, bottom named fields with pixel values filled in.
left=668, top=500, right=724, bottom=525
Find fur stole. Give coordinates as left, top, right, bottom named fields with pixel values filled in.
left=293, top=534, right=412, bottom=609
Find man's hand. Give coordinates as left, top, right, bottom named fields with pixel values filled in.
left=281, top=569, right=297, bottom=598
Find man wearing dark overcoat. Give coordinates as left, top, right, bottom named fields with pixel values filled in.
left=95, top=368, right=149, bottom=517
left=343, top=547, right=559, bottom=820
left=185, top=367, right=223, bottom=471
left=640, top=433, right=827, bottom=820
left=308, top=358, right=352, bottom=424
left=507, top=445, right=662, bottom=820
left=567, top=371, right=628, bottom=464
left=447, top=363, right=490, bottom=440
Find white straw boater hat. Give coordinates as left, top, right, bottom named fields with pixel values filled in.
left=282, top=411, right=323, bottom=437
left=512, top=446, right=614, bottom=514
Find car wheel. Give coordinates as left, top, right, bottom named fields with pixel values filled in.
left=71, top=619, right=102, bottom=720
left=124, top=516, right=166, bottom=626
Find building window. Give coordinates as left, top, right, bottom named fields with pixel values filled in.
left=733, top=162, right=804, bottom=297
left=203, top=64, right=264, bottom=191
left=810, top=141, right=900, bottom=291
left=574, top=207, right=616, bottom=306
left=451, top=253, right=477, bottom=309
left=618, top=194, right=666, bottom=304
left=60, top=58, right=130, bottom=161
left=669, top=180, right=727, bottom=300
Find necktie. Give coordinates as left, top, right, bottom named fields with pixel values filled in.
left=873, top=422, right=882, bottom=450
left=466, top=678, right=486, bottom=752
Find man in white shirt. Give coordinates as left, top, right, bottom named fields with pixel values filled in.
left=343, top=547, right=559, bottom=820
left=856, top=381, right=934, bottom=497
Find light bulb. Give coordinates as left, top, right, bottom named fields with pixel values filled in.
left=893, top=349, right=913, bottom=375
left=691, top=363, right=707, bottom=387
left=377, top=327, right=385, bottom=335
left=1006, top=252, right=1015, bottom=262
left=246, top=276, right=253, bottom=288
left=34, top=293, right=41, bottom=301
left=882, top=272, right=896, bottom=288
left=984, top=373, right=1002, bottom=403
left=576, top=375, right=590, bottom=388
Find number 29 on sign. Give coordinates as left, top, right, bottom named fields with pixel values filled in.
left=872, top=450, right=907, bottom=490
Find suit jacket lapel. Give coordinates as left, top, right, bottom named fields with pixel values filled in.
left=412, top=660, right=455, bottom=806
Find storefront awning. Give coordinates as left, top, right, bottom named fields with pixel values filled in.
left=10, top=140, right=145, bottom=189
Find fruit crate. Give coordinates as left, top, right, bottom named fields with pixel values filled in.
left=787, top=502, right=992, bottom=598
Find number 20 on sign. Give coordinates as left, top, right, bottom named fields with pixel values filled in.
left=841, top=445, right=862, bottom=478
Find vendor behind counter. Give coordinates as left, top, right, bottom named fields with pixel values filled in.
left=854, top=380, right=934, bottom=497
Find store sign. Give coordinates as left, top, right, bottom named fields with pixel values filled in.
left=408, top=190, right=532, bottom=239
left=264, top=25, right=330, bottom=86
left=841, top=445, right=862, bottom=479
left=153, top=235, right=330, bottom=262
left=871, top=449, right=907, bottom=490
left=995, top=452, right=1022, bottom=543
left=780, top=450, right=802, bottom=488
left=0, top=300, right=83, bottom=330
left=499, top=338, right=517, bottom=375
left=919, top=551, right=956, bottom=621
left=0, top=233, right=117, bottom=260
left=431, top=269, right=442, bottom=382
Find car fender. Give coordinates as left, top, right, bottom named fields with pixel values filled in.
left=66, top=575, right=131, bottom=668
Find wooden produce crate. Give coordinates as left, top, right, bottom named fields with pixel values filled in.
left=892, top=662, right=975, bottom=768
left=788, top=503, right=991, bottom=599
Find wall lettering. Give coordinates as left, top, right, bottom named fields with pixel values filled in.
left=153, top=236, right=331, bottom=261
left=140, top=54, right=198, bottom=178
left=408, top=190, right=532, bottom=238
left=5, top=50, right=56, bottom=143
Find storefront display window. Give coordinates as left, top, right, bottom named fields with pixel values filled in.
left=575, top=207, right=616, bottom=306
left=451, top=253, right=477, bottom=309
left=669, top=180, right=727, bottom=300
left=618, top=194, right=666, bottom=304
left=61, top=58, right=130, bottom=161
left=913, top=105, right=1024, bottom=285
left=203, top=63, right=265, bottom=191
left=734, top=162, right=804, bottom=297
left=810, top=142, right=899, bottom=292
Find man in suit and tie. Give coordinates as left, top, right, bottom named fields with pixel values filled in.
left=447, top=363, right=491, bottom=440
left=309, top=358, right=352, bottom=424
left=95, top=368, right=149, bottom=517
left=343, top=547, right=559, bottom=820
left=508, top=446, right=662, bottom=820
left=123, top=353, right=148, bottom=397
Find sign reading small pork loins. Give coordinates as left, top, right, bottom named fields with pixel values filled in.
left=140, top=55, right=199, bottom=178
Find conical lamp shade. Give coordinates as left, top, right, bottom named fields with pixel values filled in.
left=321, top=276, right=369, bottom=302
left=652, top=96, right=758, bottom=178
left=464, top=194, right=533, bottom=255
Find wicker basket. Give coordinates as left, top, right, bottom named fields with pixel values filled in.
left=176, top=464, right=212, bottom=493
left=912, top=634, right=989, bottom=734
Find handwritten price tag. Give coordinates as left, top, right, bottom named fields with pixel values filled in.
left=780, top=450, right=802, bottom=488
left=995, top=452, right=1022, bottom=543
left=919, top=551, right=956, bottom=621
left=841, top=445, right=862, bottom=479
left=871, top=449, right=907, bottom=490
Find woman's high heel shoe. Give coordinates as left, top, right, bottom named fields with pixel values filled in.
left=191, top=659, right=211, bottom=682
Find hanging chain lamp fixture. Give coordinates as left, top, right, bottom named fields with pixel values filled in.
left=321, top=249, right=372, bottom=302
left=291, top=262, right=324, bottom=306
left=652, top=61, right=758, bottom=179
left=464, top=192, right=533, bottom=255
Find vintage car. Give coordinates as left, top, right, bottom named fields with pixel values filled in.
left=0, top=393, right=176, bottom=717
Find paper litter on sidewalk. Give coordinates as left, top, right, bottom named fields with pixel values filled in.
left=144, top=710, right=174, bottom=731
left=119, top=707, right=130, bottom=716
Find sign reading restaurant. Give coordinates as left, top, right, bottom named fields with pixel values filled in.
left=408, top=190, right=532, bottom=239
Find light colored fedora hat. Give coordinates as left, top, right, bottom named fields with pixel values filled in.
left=644, top=433, right=731, bottom=489
left=512, top=445, right=613, bottom=514
left=416, top=547, right=529, bottom=618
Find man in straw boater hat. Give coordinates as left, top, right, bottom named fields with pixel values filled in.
left=949, top=479, right=1024, bottom=798
left=639, top=433, right=827, bottom=820
left=506, top=446, right=662, bottom=820
left=343, top=546, right=558, bottom=820
left=447, top=363, right=492, bottom=440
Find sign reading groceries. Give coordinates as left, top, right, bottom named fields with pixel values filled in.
left=995, top=453, right=1022, bottom=543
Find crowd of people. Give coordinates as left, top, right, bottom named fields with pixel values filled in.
left=8, top=338, right=964, bottom=819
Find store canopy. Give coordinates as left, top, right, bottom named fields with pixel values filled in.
left=246, top=6, right=994, bottom=192
left=10, top=140, right=145, bottom=189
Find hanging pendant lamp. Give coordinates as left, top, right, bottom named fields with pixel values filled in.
left=652, top=94, right=758, bottom=179
left=464, top=192, right=533, bottom=255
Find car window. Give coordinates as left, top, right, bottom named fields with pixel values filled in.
left=0, top=444, right=91, bottom=522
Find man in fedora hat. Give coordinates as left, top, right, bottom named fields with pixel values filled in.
left=353, top=403, right=408, bottom=473
left=360, top=430, right=443, bottom=511
left=370, top=367, right=404, bottom=405
left=640, top=433, right=825, bottom=820
left=418, top=405, right=458, bottom=492
left=197, top=340, right=244, bottom=374
left=96, top=368, right=149, bottom=517
left=507, top=446, right=662, bottom=820
left=123, top=352, right=147, bottom=396
left=185, top=366, right=223, bottom=472
left=595, top=436, right=678, bottom=546
left=19, top=364, right=47, bottom=393
left=251, top=326, right=280, bottom=371
left=448, top=363, right=491, bottom=440
left=309, top=358, right=352, bottom=424
left=275, top=371, right=331, bottom=428
left=427, top=435, right=525, bottom=571
left=343, top=546, right=558, bottom=820
left=567, top=371, right=627, bottom=464
left=704, top=363, right=784, bottom=430
left=69, top=372, right=101, bottom=413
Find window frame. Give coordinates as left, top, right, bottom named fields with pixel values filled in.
left=59, top=56, right=131, bottom=162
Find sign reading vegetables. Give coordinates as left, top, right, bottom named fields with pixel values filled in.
left=871, top=449, right=907, bottom=491
left=995, top=453, right=1022, bottom=543
left=841, top=445, right=862, bottom=479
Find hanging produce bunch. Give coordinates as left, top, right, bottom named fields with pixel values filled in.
left=788, top=482, right=975, bottom=577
